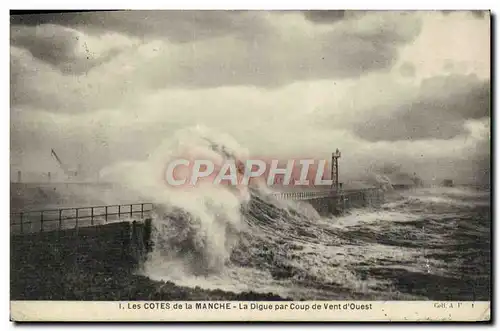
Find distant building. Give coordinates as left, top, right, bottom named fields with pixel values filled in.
left=342, top=180, right=378, bottom=191
left=387, top=173, right=417, bottom=190
left=441, top=179, right=454, bottom=187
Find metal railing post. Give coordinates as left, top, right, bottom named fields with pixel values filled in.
left=75, top=208, right=79, bottom=229
left=12, top=202, right=158, bottom=235
left=40, top=211, right=44, bottom=232
left=19, top=212, right=23, bottom=234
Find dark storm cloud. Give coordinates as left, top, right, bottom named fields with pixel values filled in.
left=470, top=10, right=489, bottom=19
left=302, top=10, right=348, bottom=23
left=352, top=75, right=490, bottom=142
left=138, top=30, right=404, bottom=89
left=9, top=46, right=135, bottom=112
left=10, top=11, right=272, bottom=76
left=10, top=24, right=77, bottom=65
left=126, top=12, right=422, bottom=89
left=10, top=24, right=132, bottom=75
left=441, top=10, right=489, bottom=19
left=10, top=11, right=270, bottom=43
left=10, top=11, right=422, bottom=92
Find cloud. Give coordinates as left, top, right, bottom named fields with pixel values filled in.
left=10, top=11, right=422, bottom=89
left=10, top=23, right=139, bottom=74
left=350, top=75, right=490, bottom=141
left=441, top=10, right=490, bottom=19
left=302, top=10, right=349, bottom=23
left=10, top=45, right=132, bottom=111
left=10, top=11, right=272, bottom=43
left=397, top=11, right=490, bottom=80
left=9, top=11, right=490, bottom=185
left=10, top=76, right=490, bottom=184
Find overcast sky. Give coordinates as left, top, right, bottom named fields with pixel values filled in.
left=10, top=10, right=490, bottom=184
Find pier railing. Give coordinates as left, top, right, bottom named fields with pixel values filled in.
left=10, top=188, right=383, bottom=235
left=272, top=188, right=384, bottom=203
left=10, top=203, right=154, bottom=235
left=272, top=190, right=335, bottom=200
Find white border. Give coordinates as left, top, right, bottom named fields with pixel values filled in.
left=3, top=1, right=497, bottom=330
left=4, top=1, right=497, bottom=10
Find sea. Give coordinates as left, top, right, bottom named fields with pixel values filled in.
left=144, top=185, right=491, bottom=301
left=10, top=127, right=492, bottom=301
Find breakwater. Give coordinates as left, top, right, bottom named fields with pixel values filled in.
left=10, top=220, right=153, bottom=299
left=10, top=186, right=386, bottom=300
left=273, top=188, right=384, bottom=215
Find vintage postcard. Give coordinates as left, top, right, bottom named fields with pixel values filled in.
left=9, top=9, right=491, bottom=322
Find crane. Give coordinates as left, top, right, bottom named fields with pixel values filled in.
left=50, top=148, right=78, bottom=180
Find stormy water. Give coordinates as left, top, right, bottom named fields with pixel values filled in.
left=142, top=184, right=490, bottom=301
left=11, top=126, right=491, bottom=301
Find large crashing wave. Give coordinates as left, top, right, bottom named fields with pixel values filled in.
left=99, top=126, right=283, bottom=274
left=100, top=125, right=335, bottom=282
left=100, top=125, right=491, bottom=301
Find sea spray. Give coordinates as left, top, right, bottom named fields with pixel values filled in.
left=98, top=127, right=489, bottom=301
left=99, top=126, right=252, bottom=275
